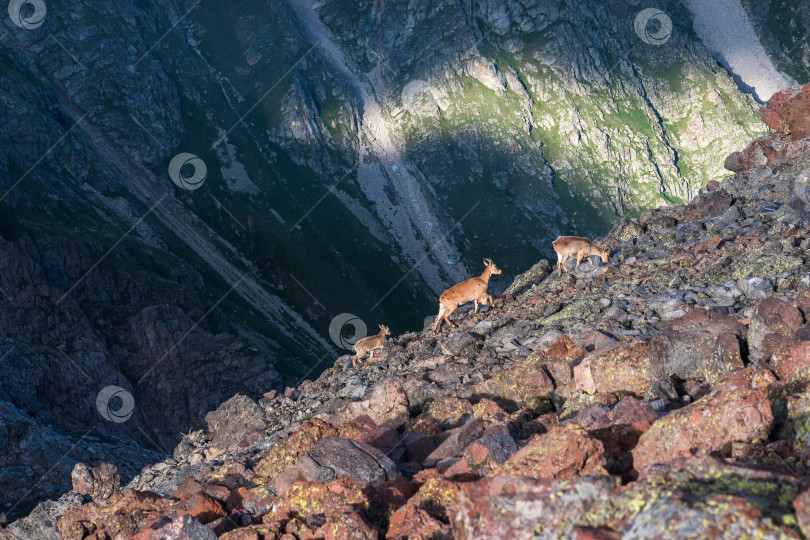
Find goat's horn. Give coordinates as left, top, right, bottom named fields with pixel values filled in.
left=483, top=258, right=492, bottom=266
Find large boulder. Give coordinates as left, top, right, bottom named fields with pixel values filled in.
left=633, top=371, right=773, bottom=470
left=454, top=475, right=620, bottom=539
left=342, top=380, right=410, bottom=429
left=680, top=190, right=734, bottom=223
left=203, top=394, right=266, bottom=454
left=296, top=436, right=400, bottom=486
left=70, top=463, right=120, bottom=502
left=493, top=424, right=607, bottom=479
left=475, top=355, right=555, bottom=412
left=760, top=83, right=810, bottom=140
left=576, top=341, right=655, bottom=397
left=749, top=298, right=803, bottom=362
left=650, top=309, right=746, bottom=385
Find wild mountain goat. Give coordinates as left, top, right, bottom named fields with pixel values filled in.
left=351, top=324, right=390, bottom=368
left=433, top=259, right=502, bottom=333
left=552, top=236, right=610, bottom=277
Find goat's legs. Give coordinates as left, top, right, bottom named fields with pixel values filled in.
left=442, top=304, right=458, bottom=329
left=433, top=304, right=448, bottom=333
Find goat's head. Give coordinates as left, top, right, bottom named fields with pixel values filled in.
left=599, top=247, right=610, bottom=264
left=483, top=258, right=502, bottom=275
left=379, top=324, right=391, bottom=336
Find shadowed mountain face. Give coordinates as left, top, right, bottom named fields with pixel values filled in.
left=0, top=0, right=804, bottom=520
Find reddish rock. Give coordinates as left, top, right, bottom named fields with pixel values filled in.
left=472, top=398, right=510, bottom=425
left=454, top=475, right=620, bottom=539
left=543, top=335, right=586, bottom=363
left=386, top=503, right=450, bottom=539
left=341, top=380, right=410, bottom=429
left=570, top=527, right=621, bottom=540
left=760, top=83, right=810, bottom=140
left=494, top=424, right=607, bottom=479
left=582, top=341, right=655, bottom=397
left=423, top=419, right=484, bottom=467
left=795, top=289, right=810, bottom=320
left=680, top=190, right=733, bottom=223
left=795, top=489, right=810, bottom=538
left=219, top=524, right=284, bottom=540
left=58, top=490, right=179, bottom=540
left=771, top=341, right=810, bottom=381
left=694, top=234, right=723, bottom=252
left=633, top=383, right=773, bottom=471
left=749, top=298, right=804, bottom=362
left=724, top=133, right=803, bottom=172
left=475, top=354, right=555, bottom=412
left=178, top=490, right=226, bottom=523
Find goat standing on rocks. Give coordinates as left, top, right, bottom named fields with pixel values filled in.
left=552, top=236, right=609, bottom=276
left=433, top=259, right=502, bottom=333
left=351, top=325, right=390, bottom=368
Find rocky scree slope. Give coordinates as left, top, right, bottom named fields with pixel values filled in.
left=7, top=90, right=810, bottom=539
left=0, top=0, right=787, bottom=517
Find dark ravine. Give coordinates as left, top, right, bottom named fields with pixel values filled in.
left=4, top=88, right=810, bottom=538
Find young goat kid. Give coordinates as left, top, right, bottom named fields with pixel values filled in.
left=433, top=259, right=502, bottom=333
left=552, top=236, right=610, bottom=277
left=351, top=324, right=390, bottom=368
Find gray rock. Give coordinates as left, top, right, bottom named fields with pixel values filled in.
left=0, top=493, right=86, bottom=540
left=505, top=260, right=552, bottom=296
left=204, top=394, right=266, bottom=453
left=298, top=436, right=400, bottom=486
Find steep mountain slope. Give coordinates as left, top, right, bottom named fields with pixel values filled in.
left=0, top=0, right=805, bottom=522
left=8, top=105, right=810, bottom=538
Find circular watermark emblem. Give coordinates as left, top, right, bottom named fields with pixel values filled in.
left=728, top=405, right=762, bottom=439
left=634, top=8, right=672, bottom=46
left=328, top=313, right=367, bottom=350
left=8, top=0, right=46, bottom=29
left=168, top=153, right=207, bottom=191
left=488, top=474, right=528, bottom=513
left=96, top=385, right=135, bottom=423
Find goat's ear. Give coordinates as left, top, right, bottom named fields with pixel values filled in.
left=379, top=324, right=384, bottom=331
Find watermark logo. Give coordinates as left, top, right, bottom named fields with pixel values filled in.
left=634, top=8, right=672, bottom=46
left=488, top=474, right=528, bottom=513
left=8, top=0, right=46, bottom=29
left=168, top=153, right=207, bottom=191
left=727, top=405, right=763, bottom=439
left=328, top=313, right=367, bottom=350
left=96, top=385, right=135, bottom=423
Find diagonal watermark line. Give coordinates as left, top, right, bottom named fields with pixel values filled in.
left=130, top=114, right=169, bottom=152
left=130, top=2, right=201, bottom=69
left=58, top=193, right=168, bottom=304
left=54, top=348, right=94, bottom=384
left=289, top=161, right=361, bottom=231
left=137, top=274, right=247, bottom=384
left=210, top=194, right=246, bottom=229
left=212, top=40, right=321, bottom=151
left=49, top=33, right=84, bottom=70
left=289, top=274, right=324, bottom=308
left=0, top=114, right=87, bottom=204
left=0, top=345, right=16, bottom=363
left=136, top=423, right=171, bottom=455
left=6, top=424, right=96, bottom=517
left=371, top=201, right=481, bottom=311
